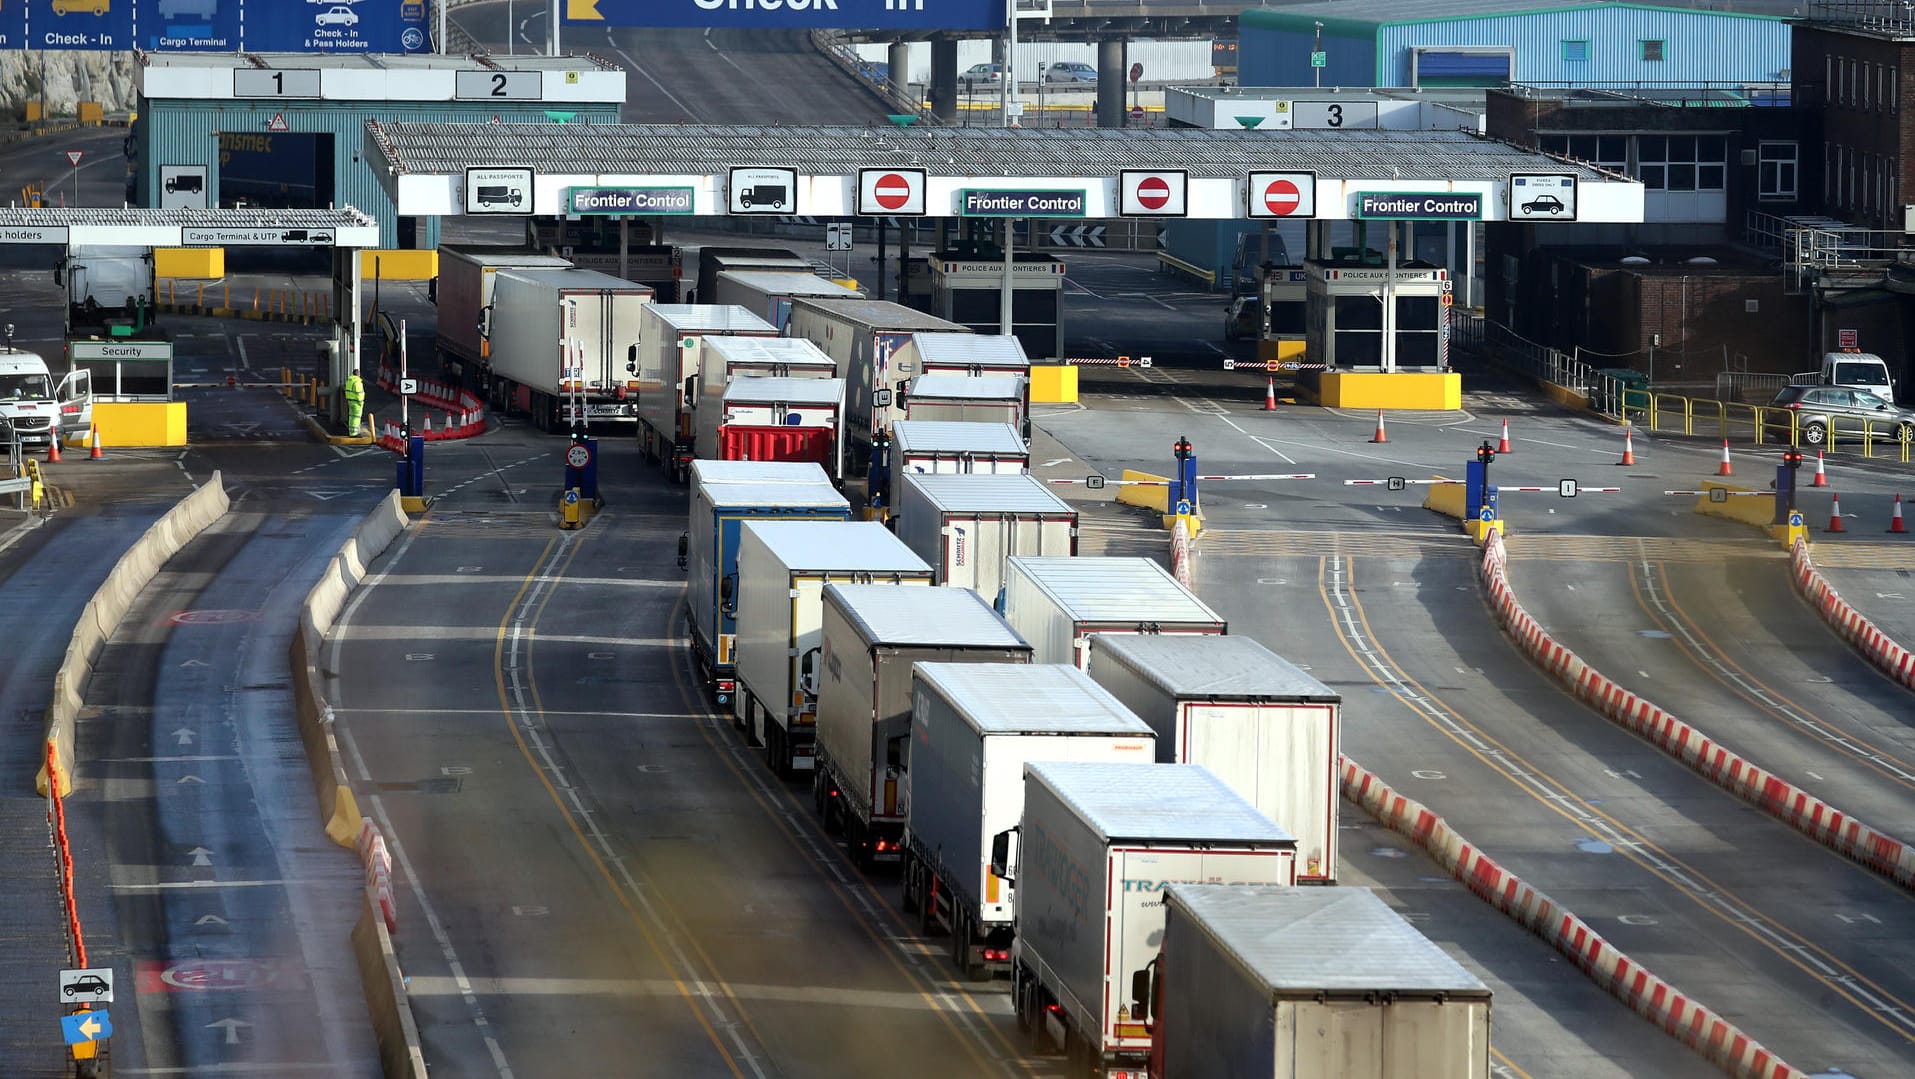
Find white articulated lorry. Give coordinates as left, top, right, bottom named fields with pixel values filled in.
left=685, top=460, right=850, bottom=707
left=711, top=270, right=864, bottom=330
left=693, top=335, right=836, bottom=461
left=902, top=662, right=1156, bottom=980
left=890, top=420, right=1030, bottom=476
left=1086, top=634, right=1342, bottom=884
left=708, top=376, right=847, bottom=481
left=433, top=246, right=573, bottom=389
left=999, top=762, right=1298, bottom=1079
left=894, top=332, right=1032, bottom=438
left=782, top=297, right=969, bottom=471
left=904, top=374, right=1029, bottom=437
left=481, top=266, right=653, bottom=432
left=635, top=304, right=780, bottom=481
left=814, top=584, right=1032, bottom=868
left=1146, top=885, right=1493, bottom=1079
left=893, top=473, right=1076, bottom=606
left=1003, top=556, right=1227, bottom=668
left=733, top=521, right=934, bottom=777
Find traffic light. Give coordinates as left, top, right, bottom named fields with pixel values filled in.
left=1782, top=448, right=1804, bottom=471
left=1476, top=441, right=1496, bottom=466
left=1173, top=436, right=1194, bottom=462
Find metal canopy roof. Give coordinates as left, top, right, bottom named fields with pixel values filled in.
left=367, top=122, right=1610, bottom=183
left=0, top=207, right=381, bottom=247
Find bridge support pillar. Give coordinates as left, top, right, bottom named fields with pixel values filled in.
left=930, top=36, right=959, bottom=123
left=888, top=41, right=910, bottom=97
left=1096, top=38, right=1127, bottom=128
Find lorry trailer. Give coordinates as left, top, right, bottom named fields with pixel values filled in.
left=904, top=374, right=1028, bottom=438
left=432, top=245, right=574, bottom=387
left=686, top=461, right=850, bottom=705
left=783, top=297, right=969, bottom=470
left=733, top=521, right=934, bottom=776
left=636, top=304, right=779, bottom=480
left=693, top=336, right=837, bottom=461
left=692, top=246, right=812, bottom=304
left=891, top=332, right=1032, bottom=436
left=814, top=584, right=1032, bottom=868
left=1003, top=556, right=1227, bottom=668
left=711, top=270, right=864, bottom=330
left=892, top=473, right=1076, bottom=605
left=712, top=376, right=847, bottom=480
left=1086, top=633, right=1342, bottom=883
left=1003, top=761, right=1298, bottom=1078
left=1147, top=885, right=1492, bottom=1079
left=481, top=266, right=653, bottom=432
left=902, top=662, right=1156, bottom=979
left=889, top=420, right=1030, bottom=479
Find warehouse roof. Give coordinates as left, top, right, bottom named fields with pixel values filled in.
left=364, top=122, right=1615, bottom=184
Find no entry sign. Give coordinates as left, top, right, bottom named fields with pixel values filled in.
left=1248, top=171, right=1317, bottom=219
left=857, top=167, right=927, bottom=216
left=1119, top=170, right=1187, bottom=217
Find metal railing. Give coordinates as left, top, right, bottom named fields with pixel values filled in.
left=1508, top=81, right=1790, bottom=107
left=1621, top=391, right=1915, bottom=462
left=1715, top=370, right=1792, bottom=404
left=1810, top=0, right=1915, bottom=32
left=809, top=31, right=941, bottom=127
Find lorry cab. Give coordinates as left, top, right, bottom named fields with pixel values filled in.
left=1820, top=350, right=1896, bottom=403
left=0, top=348, right=87, bottom=448
left=54, top=246, right=156, bottom=328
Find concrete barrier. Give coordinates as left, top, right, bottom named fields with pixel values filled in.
left=94, top=401, right=188, bottom=447
left=1694, top=480, right=1776, bottom=529
left=1341, top=757, right=1806, bottom=1079
left=1116, top=469, right=1170, bottom=514
left=1790, top=538, right=1915, bottom=692
left=1477, top=530, right=1915, bottom=890
left=353, top=889, right=430, bottom=1079
left=292, top=491, right=410, bottom=846
left=38, top=473, right=230, bottom=796
left=1422, top=474, right=1465, bottom=520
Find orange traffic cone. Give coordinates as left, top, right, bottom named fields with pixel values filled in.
left=1261, top=378, right=1277, bottom=411
left=1716, top=439, right=1733, bottom=476
left=446, top=411, right=456, bottom=432
left=1370, top=409, right=1388, bottom=444
left=88, top=424, right=105, bottom=460
left=1892, top=494, right=1908, bottom=534
left=422, top=415, right=433, bottom=435
left=1828, top=492, right=1846, bottom=533
left=1811, top=450, right=1828, bottom=487
left=46, top=433, right=61, bottom=463
left=1618, top=428, right=1637, bottom=466
left=1497, top=417, right=1512, bottom=454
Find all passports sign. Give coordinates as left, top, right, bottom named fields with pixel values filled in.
left=563, top=0, right=1005, bottom=30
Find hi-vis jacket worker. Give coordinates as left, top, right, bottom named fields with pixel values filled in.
left=342, top=371, right=365, bottom=436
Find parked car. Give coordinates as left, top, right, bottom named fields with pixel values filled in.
left=1768, top=384, right=1915, bottom=446
left=1224, top=295, right=1263, bottom=342
left=1521, top=194, right=1566, bottom=215
left=959, top=63, right=1003, bottom=88
left=1043, top=61, right=1098, bottom=85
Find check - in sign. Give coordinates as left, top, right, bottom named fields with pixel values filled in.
left=1119, top=170, right=1187, bottom=217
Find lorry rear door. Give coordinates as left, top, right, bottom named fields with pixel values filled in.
left=56, top=369, right=92, bottom=434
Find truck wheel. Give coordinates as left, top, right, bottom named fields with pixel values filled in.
left=1012, top=967, right=1032, bottom=1033
left=767, top=724, right=789, bottom=779
left=900, top=853, right=920, bottom=914
left=952, top=910, right=983, bottom=980
left=846, top=816, right=866, bottom=865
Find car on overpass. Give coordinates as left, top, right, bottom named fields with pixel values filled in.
left=1043, top=62, right=1098, bottom=85
left=959, top=63, right=1004, bottom=88
left=1767, top=384, right=1915, bottom=446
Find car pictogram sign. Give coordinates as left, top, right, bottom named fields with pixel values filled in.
left=1119, top=170, right=1187, bottom=217
left=1248, top=171, right=1317, bottom=219
left=858, top=168, right=927, bottom=216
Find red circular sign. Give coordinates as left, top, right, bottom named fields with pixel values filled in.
left=874, top=173, right=913, bottom=211
left=1262, top=179, right=1303, bottom=216
left=1135, top=176, right=1171, bottom=210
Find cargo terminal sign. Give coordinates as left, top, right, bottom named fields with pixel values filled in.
left=568, top=187, right=697, bottom=215
left=563, top=0, right=1004, bottom=30
left=959, top=189, right=1087, bottom=218
left=0, top=0, right=429, bottom=53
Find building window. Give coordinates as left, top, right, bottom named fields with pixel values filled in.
left=1758, top=142, right=1798, bottom=201
left=1562, top=39, right=1590, bottom=62
left=1635, top=134, right=1726, bottom=191
left=1891, top=69, right=1898, bottom=113
left=1537, top=133, right=1628, bottom=173
left=1639, top=39, right=1665, bottom=62
left=1863, top=62, right=1872, bottom=109
left=1827, top=55, right=1835, bottom=104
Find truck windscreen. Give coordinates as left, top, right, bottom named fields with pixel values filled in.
left=0, top=374, right=52, bottom=400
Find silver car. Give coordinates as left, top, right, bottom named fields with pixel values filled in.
left=1769, top=384, right=1915, bottom=445
left=958, top=63, right=1003, bottom=87
left=1043, top=62, right=1097, bottom=85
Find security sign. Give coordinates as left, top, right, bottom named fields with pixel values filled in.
left=858, top=168, right=927, bottom=216
left=1119, top=170, right=1187, bottom=217
left=1248, top=172, right=1317, bottom=219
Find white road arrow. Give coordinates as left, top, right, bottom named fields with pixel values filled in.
left=177, top=775, right=206, bottom=785
left=206, top=1018, right=251, bottom=1046
left=173, top=728, right=196, bottom=746
left=195, top=913, right=228, bottom=926
left=188, top=846, right=214, bottom=867
left=179, top=659, right=211, bottom=669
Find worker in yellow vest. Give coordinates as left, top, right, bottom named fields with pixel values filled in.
left=342, top=371, right=365, bottom=436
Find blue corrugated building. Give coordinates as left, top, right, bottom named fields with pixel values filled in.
left=1239, top=1, right=1790, bottom=89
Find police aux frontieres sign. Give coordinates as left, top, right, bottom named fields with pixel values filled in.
left=564, top=0, right=1005, bottom=31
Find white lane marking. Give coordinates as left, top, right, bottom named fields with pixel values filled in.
left=112, top=880, right=290, bottom=891
left=616, top=47, right=702, bottom=122
left=122, top=1065, right=343, bottom=1075
left=331, top=707, right=701, bottom=720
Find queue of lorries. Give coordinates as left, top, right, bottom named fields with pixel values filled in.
left=431, top=243, right=1493, bottom=1079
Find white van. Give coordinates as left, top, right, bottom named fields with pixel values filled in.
left=1820, top=350, right=1897, bottom=403
left=0, top=349, right=92, bottom=448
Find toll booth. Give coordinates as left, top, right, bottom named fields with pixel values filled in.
left=1259, top=267, right=1310, bottom=363
left=1304, top=256, right=1450, bottom=371
left=926, top=253, right=1066, bottom=362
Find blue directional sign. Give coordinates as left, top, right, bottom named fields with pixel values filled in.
left=61, top=1010, right=112, bottom=1045
left=241, top=0, right=430, bottom=54
left=564, top=0, right=1005, bottom=31
left=9, top=1, right=428, bottom=52
left=144, top=0, right=241, bottom=52
left=31, top=0, right=134, bottom=51
left=0, top=5, right=24, bottom=47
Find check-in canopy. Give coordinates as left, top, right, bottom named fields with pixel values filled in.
left=363, top=122, right=1643, bottom=223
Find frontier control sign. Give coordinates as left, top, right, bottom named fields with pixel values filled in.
left=567, top=187, right=696, bottom=215
left=563, top=0, right=1004, bottom=31
left=1355, top=192, right=1483, bottom=221
left=959, top=189, right=1086, bottom=218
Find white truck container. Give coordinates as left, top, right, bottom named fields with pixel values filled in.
left=711, top=270, right=864, bottom=330
left=1150, top=885, right=1493, bottom=1079
left=890, top=420, right=1029, bottom=477
left=1003, top=762, right=1298, bottom=1078
left=814, top=584, right=1032, bottom=867
left=902, top=662, right=1156, bottom=979
left=482, top=266, right=653, bottom=433
left=893, top=473, right=1076, bottom=605
left=904, top=374, right=1028, bottom=434
left=1003, top=556, right=1228, bottom=668
left=636, top=304, right=780, bottom=479
left=782, top=297, right=969, bottom=468
left=685, top=460, right=850, bottom=706
left=893, top=332, right=1032, bottom=436
left=711, top=376, right=847, bottom=480
left=733, top=521, right=934, bottom=776
left=55, top=246, right=156, bottom=330
left=694, top=336, right=837, bottom=460
left=433, top=246, right=573, bottom=387
left=1085, top=634, right=1342, bottom=885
